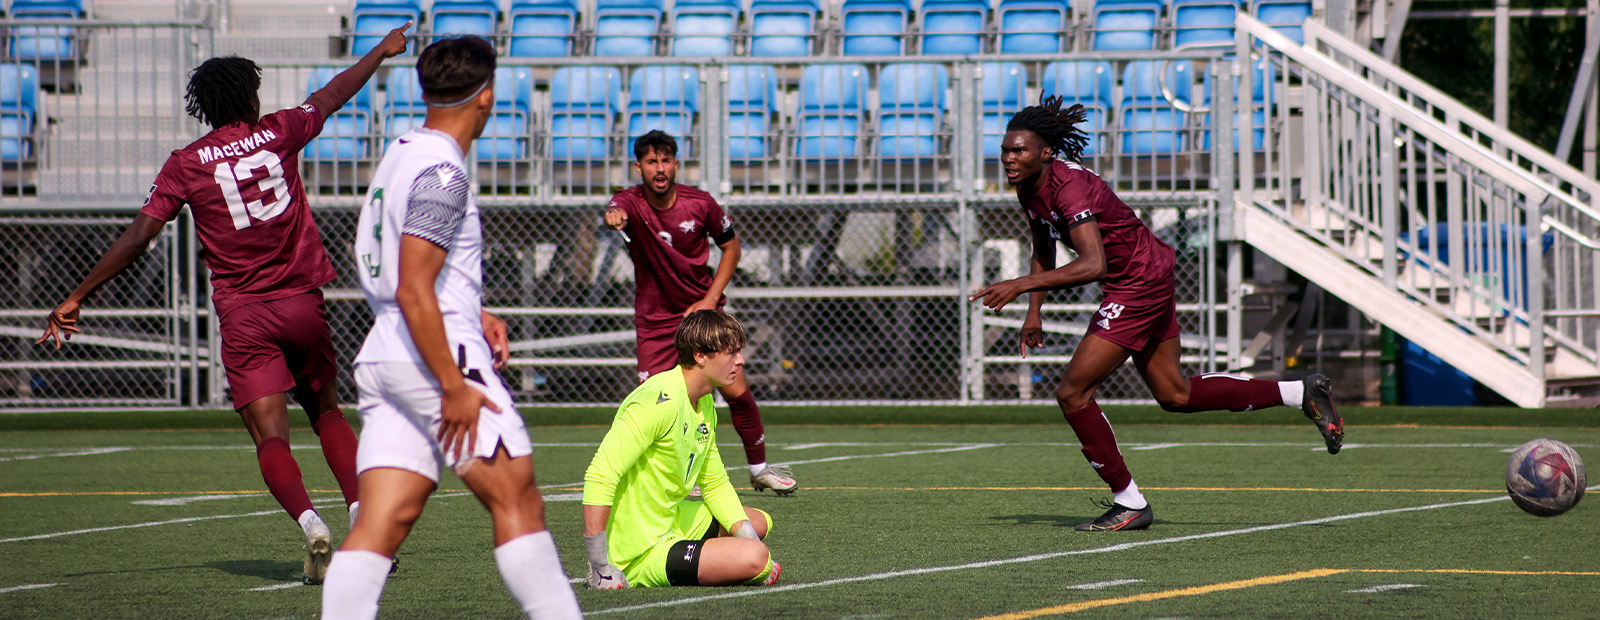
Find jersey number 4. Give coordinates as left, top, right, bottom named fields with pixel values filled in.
left=213, top=151, right=290, bottom=230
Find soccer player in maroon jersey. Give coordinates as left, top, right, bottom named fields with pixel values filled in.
left=603, top=130, right=797, bottom=494
left=971, top=96, right=1345, bottom=532
left=36, top=24, right=413, bottom=582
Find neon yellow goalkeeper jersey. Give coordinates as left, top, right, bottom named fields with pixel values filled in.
left=582, top=369, right=748, bottom=568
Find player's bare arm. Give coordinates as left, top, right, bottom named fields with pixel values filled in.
left=38, top=214, right=167, bottom=349
left=304, top=22, right=412, bottom=121
left=1019, top=221, right=1058, bottom=357
left=482, top=310, right=510, bottom=370
left=395, top=234, right=501, bottom=460
left=970, top=221, right=1107, bottom=312
left=686, top=237, right=741, bottom=315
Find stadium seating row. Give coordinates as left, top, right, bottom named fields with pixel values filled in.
left=0, top=63, right=38, bottom=161
left=3, top=0, right=88, bottom=62
left=348, top=0, right=1313, bottom=58
left=302, top=58, right=1274, bottom=163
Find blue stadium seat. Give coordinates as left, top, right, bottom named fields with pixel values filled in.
left=381, top=68, right=426, bottom=142
left=840, top=0, right=910, bottom=56
left=626, top=65, right=699, bottom=157
left=749, top=0, right=819, bottom=56
left=979, top=62, right=1025, bottom=159
left=997, top=0, right=1069, bottom=54
left=1202, top=54, right=1275, bottom=151
left=508, top=0, right=579, bottom=57
left=1254, top=0, right=1311, bottom=44
left=429, top=0, right=499, bottom=40
left=1172, top=0, right=1239, bottom=49
left=479, top=66, right=534, bottom=160
left=1041, top=60, right=1114, bottom=156
left=671, top=0, right=740, bottom=56
left=351, top=0, right=422, bottom=57
left=797, top=64, right=869, bottom=160
left=727, top=65, right=778, bottom=160
left=11, top=0, right=87, bottom=14
left=8, top=2, right=79, bottom=61
left=920, top=0, right=988, bottom=55
left=549, top=66, right=622, bottom=160
left=594, top=0, right=664, bottom=56
left=1118, top=60, right=1194, bottom=155
left=304, top=67, right=377, bottom=160
left=877, top=63, right=949, bottom=159
left=1092, top=0, right=1161, bottom=51
left=0, top=64, right=39, bottom=161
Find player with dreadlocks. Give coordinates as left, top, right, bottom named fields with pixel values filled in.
left=39, top=24, right=413, bottom=583
left=970, top=95, right=1345, bottom=532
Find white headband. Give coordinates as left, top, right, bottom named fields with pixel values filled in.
left=425, top=78, right=491, bottom=109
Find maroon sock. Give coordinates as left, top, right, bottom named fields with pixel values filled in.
left=1174, top=373, right=1285, bottom=412
left=257, top=437, right=315, bottom=521
left=312, top=411, right=361, bottom=508
left=723, top=387, right=767, bottom=465
left=1063, top=400, right=1133, bottom=493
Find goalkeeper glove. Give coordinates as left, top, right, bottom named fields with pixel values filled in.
left=584, top=532, right=629, bottom=589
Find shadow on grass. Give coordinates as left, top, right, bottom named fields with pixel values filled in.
left=63, top=559, right=298, bottom=581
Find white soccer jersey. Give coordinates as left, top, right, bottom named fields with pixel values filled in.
left=353, top=127, right=492, bottom=375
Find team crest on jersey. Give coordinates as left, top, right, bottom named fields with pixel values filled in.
left=678, top=220, right=698, bottom=234
left=299, top=103, right=316, bottom=115
left=695, top=423, right=709, bottom=447
left=720, top=215, right=732, bottom=231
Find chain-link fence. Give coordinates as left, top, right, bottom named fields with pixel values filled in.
left=0, top=24, right=1235, bottom=407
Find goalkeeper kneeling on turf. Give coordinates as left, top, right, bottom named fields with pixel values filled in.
left=582, top=310, right=781, bottom=588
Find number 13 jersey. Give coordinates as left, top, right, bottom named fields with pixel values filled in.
left=353, top=127, right=489, bottom=368
left=140, top=103, right=335, bottom=318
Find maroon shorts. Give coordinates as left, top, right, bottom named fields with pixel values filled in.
left=635, top=318, right=682, bottom=383
left=1085, top=281, right=1181, bottom=353
left=217, top=289, right=337, bottom=410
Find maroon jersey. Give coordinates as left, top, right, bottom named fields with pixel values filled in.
left=609, top=184, right=736, bottom=325
left=140, top=103, right=336, bottom=318
left=1019, top=159, right=1176, bottom=296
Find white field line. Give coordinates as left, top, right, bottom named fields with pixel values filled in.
left=586, top=488, right=1600, bottom=616
left=1347, top=583, right=1425, bottom=593
left=1065, top=578, right=1144, bottom=590
left=0, top=445, right=989, bottom=543
left=245, top=582, right=304, bottom=592
left=0, top=448, right=131, bottom=462
left=0, top=583, right=60, bottom=594
left=133, top=494, right=255, bottom=506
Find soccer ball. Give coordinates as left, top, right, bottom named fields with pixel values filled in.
left=1505, top=438, right=1586, bottom=517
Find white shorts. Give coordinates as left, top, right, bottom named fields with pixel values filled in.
left=354, top=362, right=533, bottom=483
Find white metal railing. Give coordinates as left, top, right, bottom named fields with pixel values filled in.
left=1235, top=14, right=1600, bottom=402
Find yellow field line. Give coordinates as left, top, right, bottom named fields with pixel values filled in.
left=973, top=567, right=1600, bottom=619
left=799, top=486, right=1502, bottom=493
left=974, top=569, right=1350, bottom=619
left=0, top=490, right=345, bottom=497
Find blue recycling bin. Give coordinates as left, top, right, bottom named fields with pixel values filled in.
left=1395, top=223, right=1552, bottom=406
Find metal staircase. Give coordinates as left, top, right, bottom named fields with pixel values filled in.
left=1231, top=15, right=1600, bottom=407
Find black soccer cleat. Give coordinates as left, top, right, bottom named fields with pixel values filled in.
left=1075, top=499, right=1154, bottom=532
left=1301, top=373, right=1344, bottom=455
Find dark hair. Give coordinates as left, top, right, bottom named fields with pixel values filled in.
left=675, top=310, right=747, bottom=368
left=1005, top=94, right=1091, bottom=163
left=634, top=130, right=677, bottom=160
left=416, top=36, right=497, bottom=104
left=185, top=56, right=261, bottom=129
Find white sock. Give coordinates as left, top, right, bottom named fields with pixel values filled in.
left=749, top=462, right=767, bottom=476
left=321, top=549, right=392, bottom=620
left=1279, top=381, right=1304, bottom=409
left=298, top=509, right=323, bottom=535
left=493, top=531, right=583, bottom=620
left=348, top=501, right=360, bottom=527
left=1114, top=480, right=1148, bottom=510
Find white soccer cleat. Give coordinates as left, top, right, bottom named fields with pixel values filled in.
left=750, top=464, right=798, bottom=495
left=303, top=520, right=333, bottom=585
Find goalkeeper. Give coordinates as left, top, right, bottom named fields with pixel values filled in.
left=582, top=310, right=781, bottom=589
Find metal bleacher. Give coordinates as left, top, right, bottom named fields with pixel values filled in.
left=2, top=1, right=1596, bottom=411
